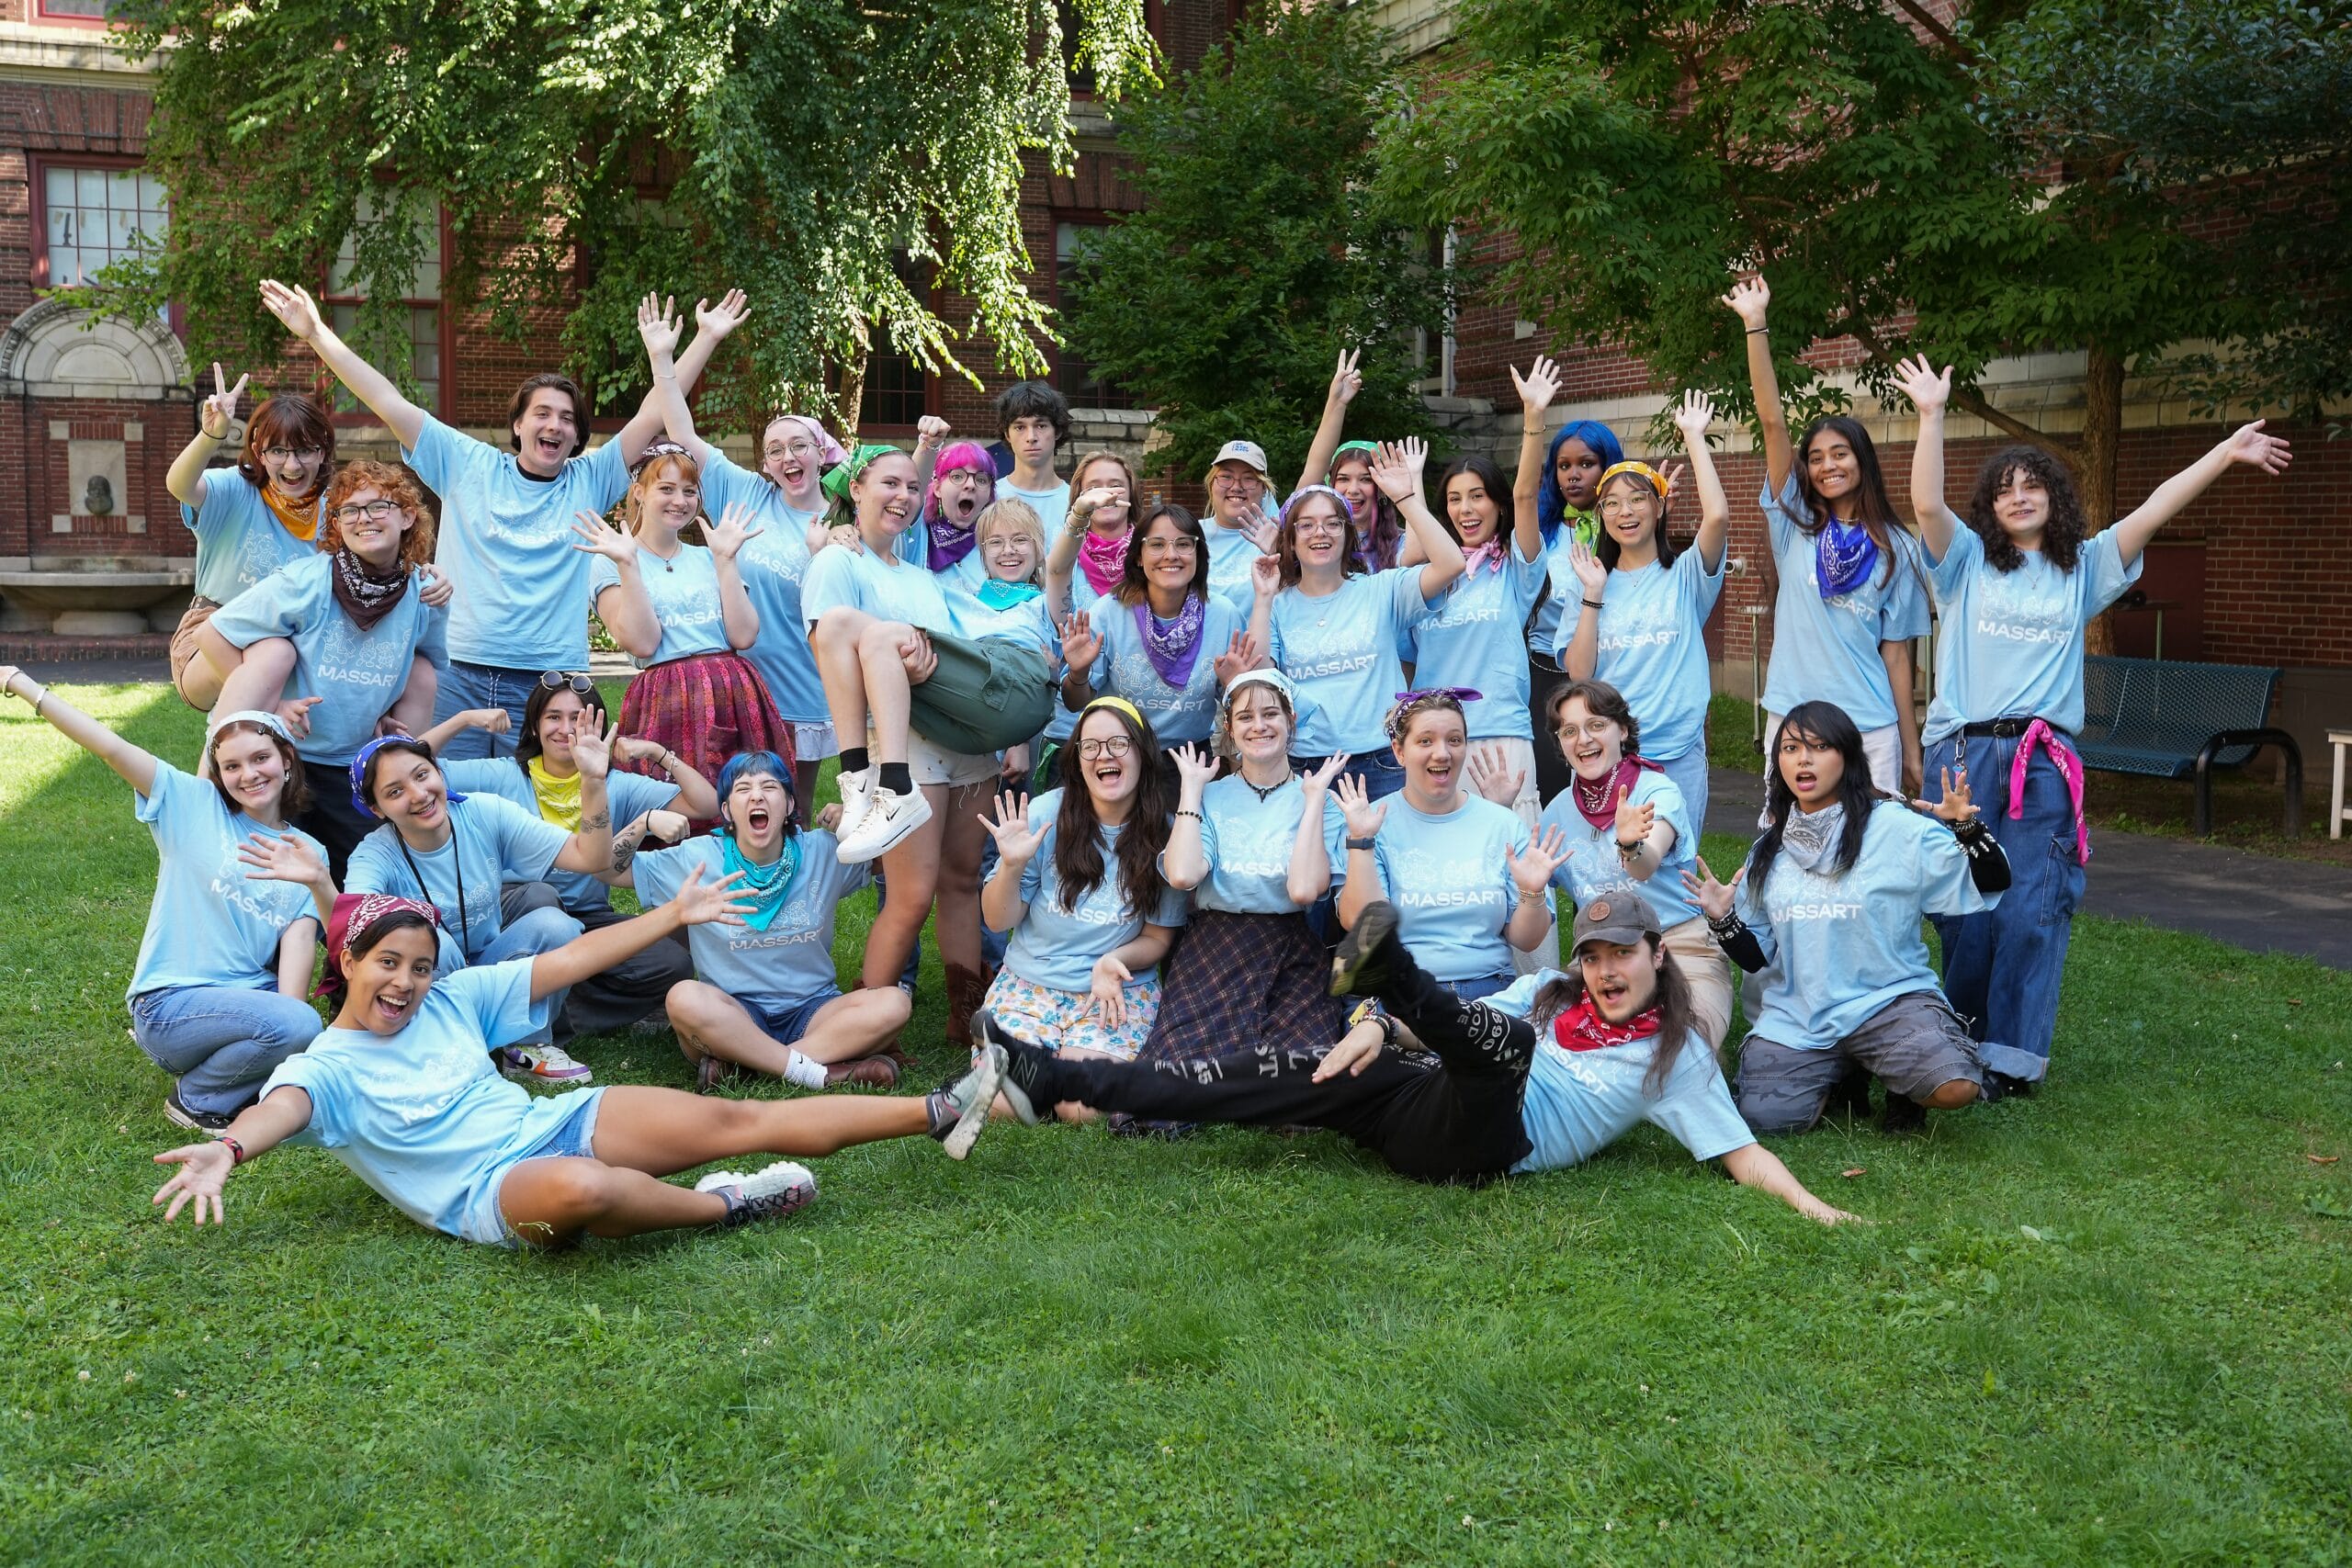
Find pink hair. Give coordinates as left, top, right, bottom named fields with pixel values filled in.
left=922, top=441, right=998, bottom=522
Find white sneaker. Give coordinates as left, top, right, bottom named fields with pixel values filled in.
left=695, top=1160, right=818, bottom=1225
left=833, top=767, right=876, bottom=842
left=835, top=784, right=932, bottom=864
left=497, top=1044, right=594, bottom=1085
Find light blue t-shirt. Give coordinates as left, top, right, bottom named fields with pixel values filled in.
left=345, top=794, right=571, bottom=965
left=1186, top=773, right=1348, bottom=915
left=589, top=541, right=734, bottom=669
left=402, top=415, right=629, bottom=671
left=1369, top=793, right=1531, bottom=984
left=1269, top=567, right=1436, bottom=756
left=1408, top=542, right=1549, bottom=739
left=178, top=469, right=319, bottom=605
left=1002, top=479, right=1071, bottom=540
left=1923, top=526, right=2142, bottom=748
left=947, top=583, right=1059, bottom=659
left=1485, top=976, right=1753, bottom=1173
left=696, top=448, right=827, bottom=725
left=264, top=961, right=560, bottom=1242
left=442, top=760, right=677, bottom=916
left=206, top=554, right=448, bottom=766
left=1087, top=594, right=1245, bottom=746
left=1742, top=802, right=1995, bottom=1051
left=1044, top=570, right=1113, bottom=746
left=125, top=761, right=324, bottom=1000
left=1538, top=767, right=1702, bottom=932
left=633, top=831, right=871, bottom=1014
left=1564, top=548, right=1727, bottom=763
left=1529, top=509, right=1602, bottom=656
left=799, top=537, right=956, bottom=636
left=999, top=788, right=1189, bottom=993
left=1758, top=475, right=1930, bottom=730
left=1204, top=519, right=1265, bottom=611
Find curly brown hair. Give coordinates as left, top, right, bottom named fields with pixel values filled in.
left=1965, top=445, right=2087, bottom=574
left=321, top=460, right=437, bottom=569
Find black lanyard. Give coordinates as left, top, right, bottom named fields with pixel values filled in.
left=395, top=815, right=471, bottom=956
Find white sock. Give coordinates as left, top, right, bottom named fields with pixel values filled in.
left=783, top=1051, right=828, bottom=1089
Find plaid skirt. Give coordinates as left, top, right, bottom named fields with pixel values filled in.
left=1141, top=908, right=1349, bottom=1069
left=618, top=651, right=794, bottom=829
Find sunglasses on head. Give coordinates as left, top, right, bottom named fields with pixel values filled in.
left=537, top=671, right=597, bottom=694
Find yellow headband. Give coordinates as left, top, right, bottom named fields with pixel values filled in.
left=1079, top=694, right=1147, bottom=732
left=1598, top=460, right=1668, bottom=499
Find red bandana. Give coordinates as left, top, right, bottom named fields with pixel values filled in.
left=1551, top=998, right=1664, bottom=1053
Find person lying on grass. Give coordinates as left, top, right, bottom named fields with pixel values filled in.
left=979, top=889, right=1859, bottom=1224
left=148, top=881, right=1012, bottom=1249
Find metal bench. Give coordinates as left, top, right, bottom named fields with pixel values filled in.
left=2078, top=656, right=2301, bottom=837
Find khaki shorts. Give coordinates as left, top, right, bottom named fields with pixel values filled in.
left=1661, top=915, right=1734, bottom=1053
left=168, top=595, right=221, bottom=688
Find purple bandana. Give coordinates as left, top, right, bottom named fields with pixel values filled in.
left=1136, top=595, right=1207, bottom=689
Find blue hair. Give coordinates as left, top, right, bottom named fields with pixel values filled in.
left=1535, top=419, right=1626, bottom=543
left=713, top=750, right=797, bottom=834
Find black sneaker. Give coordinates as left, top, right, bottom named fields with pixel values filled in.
left=1982, top=1070, right=2038, bottom=1103
left=1878, top=1092, right=1928, bottom=1134
left=972, top=1010, right=1048, bottom=1126
left=1329, top=900, right=1400, bottom=998
left=1826, top=1070, right=1874, bottom=1122
left=164, top=1087, right=234, bottom=1134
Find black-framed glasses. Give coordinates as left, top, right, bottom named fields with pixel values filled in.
left=1078, top=736, right=1135, bottom=760
left=332, top=499, right=401, bottom=523
left=262, top=445, right=325, bottom=462
left=537, top=671, right=597, bottom=694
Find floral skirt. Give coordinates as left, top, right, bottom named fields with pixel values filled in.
left=618, top=651, right=794, bottom=829
left=982, top=968, right=1160, bottom=1061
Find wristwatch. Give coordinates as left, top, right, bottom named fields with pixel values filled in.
left=1347, top=836, right=1376, bottom=852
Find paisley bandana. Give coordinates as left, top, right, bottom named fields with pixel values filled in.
left=1815, top=518, right=1880, bottom=599
left=1136, top=594, right=1206, bottom=689
left=1551, top=997, right=1664, bottom=1053
left=1078, top=525, right=1132, bottom=597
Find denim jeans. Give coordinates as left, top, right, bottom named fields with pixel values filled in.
left=130, top=985, right=324, bottom=1118
left=1653, top=744, right=1711, bottom=845
left=432, top=662, right=539, bottom=761
left=1926, top=730, right=2074, bottom=1083
left=499, top=884, right=686, bottom=1041
left=1295, top=746, right=1406, bottom=803
left=443, top=902, right=583, bottom=1046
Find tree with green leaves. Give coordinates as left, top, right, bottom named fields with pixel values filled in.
left=1377, top=0, right=2349, bottom=529
left=1059, top=2, right=1446, bottom=484
left=97, top=0, right=1156, bottom=430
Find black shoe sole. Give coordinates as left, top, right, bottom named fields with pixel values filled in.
left=1329, top=901, right=1398, bottom=998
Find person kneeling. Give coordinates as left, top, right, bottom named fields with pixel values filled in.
left=148, top=884, right=1014, bottom=1250
left=619, top=750, right=912, bottom=1092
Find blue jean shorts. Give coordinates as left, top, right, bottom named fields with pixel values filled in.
left=468, top=1086, right=608, bottom=1248
left=742, top=987, right=842, bottom=1047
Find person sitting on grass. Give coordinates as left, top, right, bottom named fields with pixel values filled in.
left=0, top=671, right=334, bottom=1133
left=616, top=750, right=911, bottom=1093
left=1684, top=701, right=2012, bottom=1134
left=978, top=890, right=1857, bottom=1224
left=147, top=885, right=1017, bottom=1249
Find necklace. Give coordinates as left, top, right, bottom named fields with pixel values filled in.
left=1239, top=769, right=1293, bottom=802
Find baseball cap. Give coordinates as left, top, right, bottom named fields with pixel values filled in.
left=1210, top=439, right=1270, bottom=477
left=1570, top=889, right=1663, bottom=953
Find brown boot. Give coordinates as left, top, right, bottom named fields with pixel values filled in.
left=823, top=1055, right=901, bottom=1089
left=944, top=962, right=989, bottom=1051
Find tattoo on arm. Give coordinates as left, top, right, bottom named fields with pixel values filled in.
left=608, top=814, right=650, bottom=872
left=581, top=810, right=611, bottom=833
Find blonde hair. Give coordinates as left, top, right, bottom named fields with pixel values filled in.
left=1070, top=449, right=1136, bottom=500
left=974, top=497, right=1046, bottom=584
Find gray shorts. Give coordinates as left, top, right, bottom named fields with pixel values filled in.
left=1735, top=990, right=1983, bottom=1134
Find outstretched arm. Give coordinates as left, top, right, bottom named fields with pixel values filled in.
left=168, top=364, right=250, bottom=509
left=1674, top=390, right=1731, bottom=572
left=259, top=280, right=424, bottom=451
left=1510, top=355, right=1560, bottom=531
left=149, top=1085, right=316, bottom=1228
left=1290, top=349, right=1362, bottom=495
left=528, top=863, right=747, bottom=1001
left=1720, top=1142, right=1860, bottom=1225
left=1892, top=356, right=1963, bottom=561
left=0, top=667, right=156, bottom=796
left=1722, top=276, right=1791, bottom=494
left=2110, top=421, right=2292, bottom=566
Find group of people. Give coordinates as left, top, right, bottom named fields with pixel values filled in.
left=7, top=271, right=2291, bottom=1253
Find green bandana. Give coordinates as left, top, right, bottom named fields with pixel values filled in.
left=820, top=443, right=904, bottom=506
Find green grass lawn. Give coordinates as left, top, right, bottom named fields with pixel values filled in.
left=4, top=683, right=2350, bottom=1564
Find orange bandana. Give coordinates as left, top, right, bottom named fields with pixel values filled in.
left=261, top=483, right=322, bottom=544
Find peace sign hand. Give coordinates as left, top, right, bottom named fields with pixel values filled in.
left=1334, top=772, right=1386, bottom=840
left=570, top=509, right=638, bottom=564
left=707, top=500, right=762, bottom=562
left=200, top=363, right=250, bottom=442
left=1680, top=854, right=1746, bottom=922
left=1328, top=347, right=1363, bottom=407
left=1509, top=824, right=1569, bottom=898
left=1511, top=355, right=1562, bottom=417
left=979, top=789, right=1046, bottom=865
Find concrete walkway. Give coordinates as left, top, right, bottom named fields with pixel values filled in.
left=1703, top=766, right=2352, bottom=972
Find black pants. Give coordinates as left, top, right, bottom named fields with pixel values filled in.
left=497, top=884, right=692, bottom=1042
left=1023, top=948, right=1538, bottom=1183
left=295, top=783, right=379, bottom=886
left=1528, top=654, right=1575, bottom=807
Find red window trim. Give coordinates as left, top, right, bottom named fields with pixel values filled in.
left=29, top=1, right=129, bottom=32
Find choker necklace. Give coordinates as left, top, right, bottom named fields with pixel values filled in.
left=1239, top=769, right=1292, bottom=802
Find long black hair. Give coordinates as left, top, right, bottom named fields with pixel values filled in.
left=1526, top=939, right=1699, bottom=1097
left=1966, top=445, right=2088, bottom=575
left=1745, top=700, right=1883, bottom=904
left=1794, top=414, right=1905, bottom=588
left=1054, top=703, right=1175, bottom=918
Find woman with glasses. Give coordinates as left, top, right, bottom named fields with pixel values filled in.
left=193, top=460, right=450, bottom=878
left=1037, top=451, right=1141, bottom=787
left=977, top=698, right=1188, bottom=1082
left=1246, top=440, right=1466, bottom=802
left=1057, top=502, right=1258, bottom=751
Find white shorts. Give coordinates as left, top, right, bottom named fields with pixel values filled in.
left=792, top=721, right=838, bottom=764
left=871, top=722, right=999, bottom=789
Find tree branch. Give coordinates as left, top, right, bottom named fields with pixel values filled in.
left=1846, top=320, right=2074, bottom=459
left=1891, top=0, right=1972, bottom=60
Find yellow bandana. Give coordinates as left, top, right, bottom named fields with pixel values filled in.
left=263, top=483, right=322, bottom=544
left=527, top=757, right=582, bottom=830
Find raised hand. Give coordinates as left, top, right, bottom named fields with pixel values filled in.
left=1328, top=347, right=1363, bottom=407
left=1087, top=954, right=1135, bottom=1028
left=1511, top=354, right=1562, bottom=417
left=1058, top=614, right=1102, bottom=678
left=1071, top=486, right=1125, bottom=529
left=1509, top=824, right=1569, bottom=897
left=1611, top=784, right=1655, bottom=846
left=1303, top=751, right=1349, bottom=793
left=1893, top=355, right=1951, bottom=417
left=1369, top=438, right=1428, bottom=503
left=635, top=292, right=682, bottom=363
left=1238, top=502, right=1282, bottom=557
left=275, top=694, right=322, bottom=740
left=152, top=1140, right=234, bottom=1227
left=416, top=562, right=456, bottom=609
left=1672, top=388, right=1715, bottom=439
left=1566, top=536, right=1607, bottom=599
left=1334, top=772, right=1386, bottom=840
left=671, top=864, right=759, bottom=929
left=914, top=413, right=952, bottom=449
left=199, top=363, right=250, bottom=441
left=1680, top=853, right=1746, bottom=922
left=980, top=789, right=1046, bottom=864
left=257, top=278, right=323, bottom=341
left=571, top=721, right=616, bottom=782
left=1211, top=629, right=1263, bottom=686
left=1170, top=741, right=1219, bottom=796
left=569, top=508, right=638, bottom=564
left=2221, top=419, right=2292, bottom=476
left=707, top=499, right=762, bottom=561
left=1250, top=551, right=1283, bottom=600
left=1721, top=273, right=1770, bottom=329
left=237, top=830, right=327, bottom=888
left=695, top=288, right=751, bottom=341
left=1917, top=765, right=1978, bottom=825
left=1464, top=741, right=1524, bottom=807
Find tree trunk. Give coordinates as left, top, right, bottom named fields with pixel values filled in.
left=834, top=310, right=872, bottom=437
left=2077, top=341, right=2126, bottom=656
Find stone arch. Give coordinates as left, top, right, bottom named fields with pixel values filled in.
left=0, top=296, right=192, bottom=400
